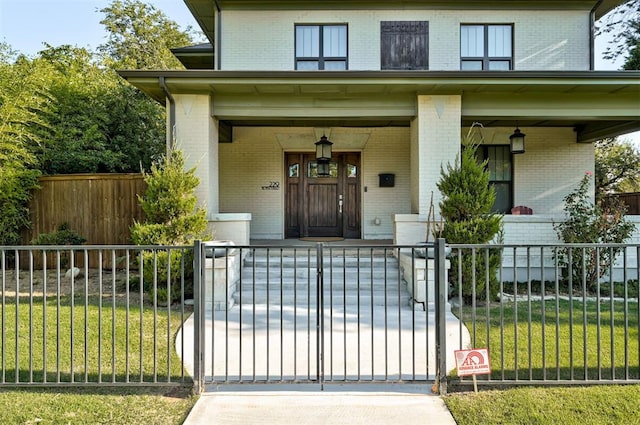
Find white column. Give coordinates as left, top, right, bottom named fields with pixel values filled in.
left=173, top=94, right=219, bottom=216
left=411, top=95, right=461, bottom=216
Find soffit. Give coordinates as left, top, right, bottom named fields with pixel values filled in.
left=119, top=70, right=640, bottom=101
left=119, top=69, right=640, bottom=141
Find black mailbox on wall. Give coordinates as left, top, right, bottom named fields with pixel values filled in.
left=379, top=173, right=395, bottom=187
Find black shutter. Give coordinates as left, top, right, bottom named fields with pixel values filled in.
left=381, top=21, right=428, bottom=70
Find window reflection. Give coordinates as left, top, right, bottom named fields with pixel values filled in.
left=289, top=163, right=299, bottom=178
left=308, top=160, right=338, bottom=177
left=347, top=164, right=357, bottom=178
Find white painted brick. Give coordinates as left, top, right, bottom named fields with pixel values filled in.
left=221, top=9, right=590, bottom=71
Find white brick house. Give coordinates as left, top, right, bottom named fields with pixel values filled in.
left=119, top=0, right=640, bottom=245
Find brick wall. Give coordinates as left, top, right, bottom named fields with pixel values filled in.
left=221, top=9, right=590, bottom=71
left=211, top=123, right=593, bottom=239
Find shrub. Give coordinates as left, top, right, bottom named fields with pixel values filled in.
left=31, top=222, right=87, bottom=246
left=554, top=172, right=635, bottom=292
left=130, top=148, right=210, bottom=304
left=31, top=222, right=86, bottom=268
left=437, top=125, right=503, bottom=304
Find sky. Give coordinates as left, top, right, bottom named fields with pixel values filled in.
left=0, top=0, right=638, bottom=142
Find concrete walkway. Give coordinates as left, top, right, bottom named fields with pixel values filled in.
left=177, top=302, right=465, bottom=425
left=179, top=241, right=464, bottom=424
left=183, top=384, right=457, bottom=424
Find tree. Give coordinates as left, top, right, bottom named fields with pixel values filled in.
left=32, top=44, right=165, bottom=174
left=595, top=137, right=640, bottom=201
left=131, top=147, right=209, bottom=246
left=437, top=125, right=503, bottom=303
left=130, top=148, right=210, bottom=304
left=98, top=0, right=200, bottom=70
left=0, top=46, right=50, bottom=245
left=599, top=0, right=640, bottom=69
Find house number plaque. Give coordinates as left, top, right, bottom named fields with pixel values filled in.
left=261, top=181, right=280, bottom=190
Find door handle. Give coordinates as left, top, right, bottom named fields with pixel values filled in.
left=339, top=195, right=343, bottom=214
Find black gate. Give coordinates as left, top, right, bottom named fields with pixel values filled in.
left=192, top=242, right=449, bottom=390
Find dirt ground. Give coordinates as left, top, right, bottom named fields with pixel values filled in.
left=1, top=268, right=124, bottom=298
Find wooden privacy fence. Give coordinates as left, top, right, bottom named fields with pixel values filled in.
left=21, top=174, right=146, bottom=267
left=609, top=192, right=640, bottom=215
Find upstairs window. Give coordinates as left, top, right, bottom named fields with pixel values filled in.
left=381, top=21, right=429, bottom=70
left=296, top=24, right=347, bottom=70
left=461, top=24, right=513, bottom=70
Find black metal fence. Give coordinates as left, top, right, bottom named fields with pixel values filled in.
left=441, top=241, right=640, bottom=392
left=2, top=241, right=639, bottom=395
left=0, top=245, right=193, bottom=387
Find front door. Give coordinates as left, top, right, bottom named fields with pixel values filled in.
left=286, top=153, right=360, bottom=238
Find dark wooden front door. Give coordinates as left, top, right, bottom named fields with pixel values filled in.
left=285, top=153, right=361, bottom=238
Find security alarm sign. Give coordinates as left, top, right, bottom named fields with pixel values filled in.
left=454, top=348, right=491, bottom=376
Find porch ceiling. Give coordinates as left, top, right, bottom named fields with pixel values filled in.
left=119, top=70, right=640, bottom=142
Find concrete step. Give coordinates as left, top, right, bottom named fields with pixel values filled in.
left=232, top=289, right=412, bottom=307
left=243, top=257, right=400, bottom=270
left=240, top=247, right=396, bottom=259
left=239, top=268, right=402, bottom=281
left=237, top=282, right=403, bottom=293
left=233, top=252, right=411, bottom=308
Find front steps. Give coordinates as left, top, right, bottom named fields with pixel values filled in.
left=232, top=249, right=413, bottom=308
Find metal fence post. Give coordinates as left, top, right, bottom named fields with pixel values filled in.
left=193, top=240, right=204, bottom=394
left=435, top=238, right=448, bottom=395
left=316, top=242, right=324, bottom=390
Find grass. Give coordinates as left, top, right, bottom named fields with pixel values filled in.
left=452, top=299, right=640, bottom=382
left=0, top=295, right=197, bottom=423
left=446, top=296, right=640, bottom=424
left=444, top=385, right=640, bottom=425
left=0, top=386, right=197, bottom=425
left=0, top=295, right=191, bottom=383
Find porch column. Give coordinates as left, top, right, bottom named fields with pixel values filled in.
left=411, top=95, right=461, bottom=216
left=172, top=94, right=219, bottom=215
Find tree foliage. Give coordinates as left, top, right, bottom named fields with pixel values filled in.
left=98, top=0, right=199, bottom=70
left=595, top=137, right=640, bottom=200
left=32, top=44, right=165, bottom=174
left=0, top=0, right=201, bottom=242
left=130, top=148, right=210, bottom=304
left=599, top=0, right=640, bottom=69
left=130, top=148, right=209, bottom=246
left=0, top=46, right=50, bottom=245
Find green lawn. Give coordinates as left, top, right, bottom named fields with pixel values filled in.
left=0, top=295, right=197, bottom=423
left=446, top=298, right=640, bottom=424
left=0, top=295, right=191, bottom=383
left=0, top=386, right=197, bottom=425
left=445, top=385, right=640, bottom=425
left=453, top=299, right=640, bottom=382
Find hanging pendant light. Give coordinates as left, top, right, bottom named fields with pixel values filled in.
left=509, top=127, right=525, bottom=154
left=315, top=135, right=333, bottom=161
left=315, top=135, right=333, bottom=176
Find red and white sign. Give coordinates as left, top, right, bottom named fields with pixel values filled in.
left=454, top=348, right=491, bottom=376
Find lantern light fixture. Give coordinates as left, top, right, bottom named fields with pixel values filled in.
left=509, top=127, right=526, bottom=154
left=315, top=134, right=333, bottom=161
